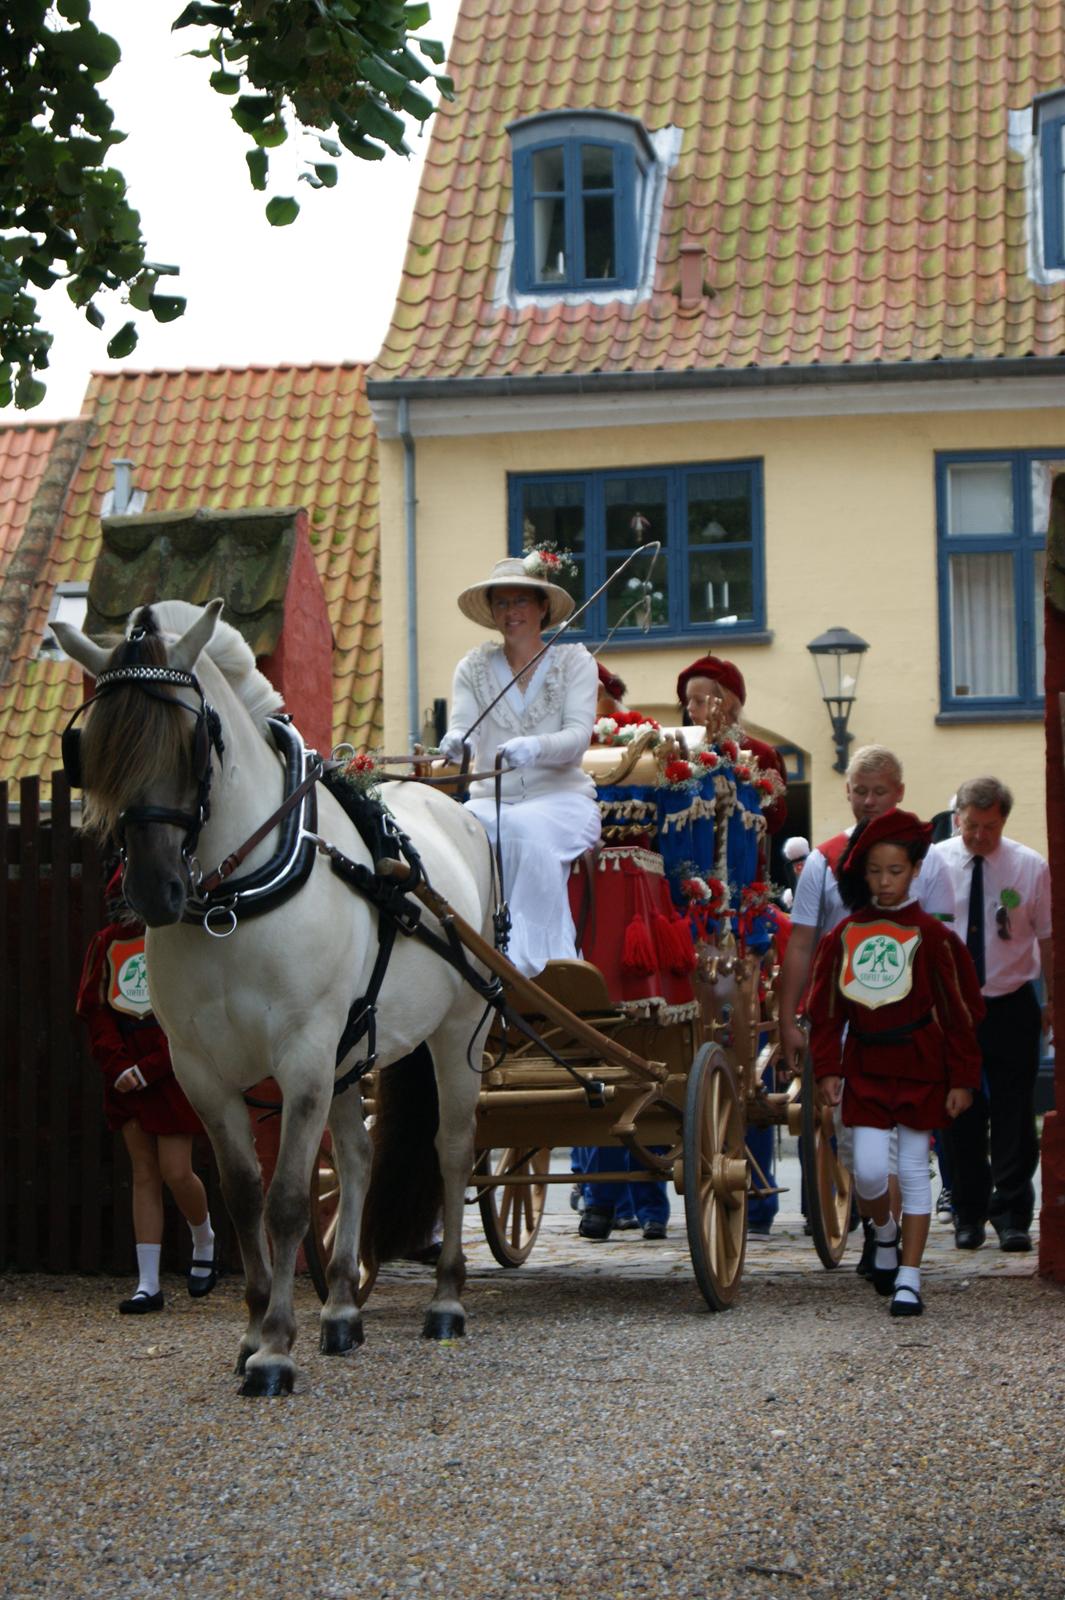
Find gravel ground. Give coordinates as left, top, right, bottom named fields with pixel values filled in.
left=2, top=1162, right=1063, bottom=1600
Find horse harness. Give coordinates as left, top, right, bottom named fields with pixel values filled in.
left=68, top=669, right=604, bottom=1104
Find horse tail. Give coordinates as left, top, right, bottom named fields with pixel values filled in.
left=360, top=1043, right=442, bottom=1269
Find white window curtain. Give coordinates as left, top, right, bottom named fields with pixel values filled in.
left=950, top=553, right=1017, bottom=696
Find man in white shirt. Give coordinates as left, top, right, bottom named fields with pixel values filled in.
left=933, top=775, right=1052, bottom=1253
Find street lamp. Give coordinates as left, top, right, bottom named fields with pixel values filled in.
left=806, top=626, right=870, bottom=774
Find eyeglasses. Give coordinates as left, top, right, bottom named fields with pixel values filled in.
left=995, top=905, right=1012, bottom=941
left=491, top=596, right=536, bottom=612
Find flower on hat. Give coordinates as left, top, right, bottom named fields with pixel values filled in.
left=522, top=540, right=576, bottom=580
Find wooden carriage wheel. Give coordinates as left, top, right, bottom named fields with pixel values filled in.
left=304, top=1134, right=377, bottom=1306
left=682, top=1043, right=748, bottom=1311
left=475, top=1146, right=550, bottom=1267
left=800, top=1050, right=853, bottom=1269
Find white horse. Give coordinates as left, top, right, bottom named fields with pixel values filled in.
left=56, top=599, right=495, bottom=1395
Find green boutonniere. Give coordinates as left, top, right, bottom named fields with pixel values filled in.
left=999, top=888, right=1021, bottom=910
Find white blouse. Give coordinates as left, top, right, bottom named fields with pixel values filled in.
left=446, top=640, right=598, bottom=803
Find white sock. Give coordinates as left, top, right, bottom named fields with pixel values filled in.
left=895, top=1265, right=921, bottom=1296
left=135, top=1242, right=161, bottom=1297
left=873, top=1218, right=898, bottom=1271
left=189, top=1215, right=215, bottom=1276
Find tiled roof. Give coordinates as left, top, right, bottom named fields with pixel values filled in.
left=0, top=422, right=62, bottom=574
left=0, top=363, right=379, bottom=781
left=372, top=0, right=1065, bottom=384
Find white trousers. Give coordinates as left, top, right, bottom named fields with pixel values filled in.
left=465, top=792, right=601, bottom=978
left=852, top=1125, right=932, bottom=1217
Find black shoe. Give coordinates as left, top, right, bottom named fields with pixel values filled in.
left=578, top=1208, right=612, bottom=1241
left=187, top=1257, right=219, bottom=1298
left=855, top=1218, right=876, bottom=1279
left=871, top=1226, right=900, bottom=1297
left=614, top=1215, right=639, bottom=1231
left=954, top=1223, right=987, bottom=1251
left=642, top=1221, right=667, bottom=1240
left=996, top=1226, right=1032, bottom=1253
left=747, top=1223, right=771, bottom=1239
left=890, top=1284, right=924, bottom=1318
left=119, top=1289, right=164, bottom=1315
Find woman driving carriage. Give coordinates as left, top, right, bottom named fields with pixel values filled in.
left=438, top=556, right=600, bottom=977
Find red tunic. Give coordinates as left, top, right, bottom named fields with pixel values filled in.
left=807, top=901, right=984, bottom=1130
left=76, top=922, right=202, bottom=1136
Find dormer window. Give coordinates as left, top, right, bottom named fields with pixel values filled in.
left=1037, top=90, right=1065, bottom=270
left=510, top=111, right=655, bottom=296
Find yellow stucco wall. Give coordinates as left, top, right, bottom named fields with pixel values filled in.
left=379, top=404, right=1065, bottom=856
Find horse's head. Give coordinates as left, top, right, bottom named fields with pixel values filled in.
left=54, top=600, right=225, bottom=926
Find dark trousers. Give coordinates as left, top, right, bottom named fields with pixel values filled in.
left=945, top=982, right=1041, bottom=1231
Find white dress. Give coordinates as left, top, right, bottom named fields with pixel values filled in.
left=445, top=641, right=601, bottom=977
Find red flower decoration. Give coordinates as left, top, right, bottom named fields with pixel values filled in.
left=754, top=776, right=774, bottom=793
left=734, top=763, right=751, bottom=782
left=664, top=759, right=693, bottom=784
left=351, top=752, right=376, bottom=773
left=720, top=738, right=739, bottom=761
left=697, top=749, right=719, bottom=767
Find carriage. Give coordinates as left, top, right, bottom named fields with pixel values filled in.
left=306, top=727, right=854, bottom=1314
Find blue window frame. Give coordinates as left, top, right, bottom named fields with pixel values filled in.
left=1038, top=103, right=1065, bottom=270
left=936, top=451, right=1064, bottom=715
left=508, top=461, right=766, bottom=642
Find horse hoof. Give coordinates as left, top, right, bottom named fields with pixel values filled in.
left=422, top=1309, right=465, bottom=1341
left=239, top=1362, right=294, bottom=1397
left=234, top=1345, right=255, bottom=1376
left=320, top=1316, right=364, bottom=1356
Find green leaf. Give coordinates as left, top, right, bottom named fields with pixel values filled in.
left=338, top=123, right=386, bottom=160
left=172, top=3, right=237, bottom=30
left=265, top=195, right=300, bottom=226
left=15, top=375, right=48, bottom=410
left=405, top=3, right=432, bottom=27
left=252, top=118, right=288, bottom=148
left=317, top=137, right=341, bottom=157
left=418, top=37, right=445, bottom=64
left=84, top=303, right=105, bottom=330
left=360, top=53, right=410, bottom=100
left=399, top=83, right=433, bottom=121
left=107, top=322, right=138, bottom=359
left=313, top=162, right=338, bottom=187
left=57, top=0, right=92, bottom=23
left=127, top=271, right=158, bottom=312
left=231, top=94, right=275, bottom=133
left=209, top=69, right=242, bottom=94
left=246, top=147, right=269, bottom=190
left=148, top=293, right=187, bottom=322
left=305, top=26, right=331, bottom=55
left=355, top=96, right=408, bottom=152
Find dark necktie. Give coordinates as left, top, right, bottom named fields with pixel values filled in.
left=966, top=854, right=986, bottom=988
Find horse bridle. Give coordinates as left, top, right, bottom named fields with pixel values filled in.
left=62, top=657, right=226, bottom=869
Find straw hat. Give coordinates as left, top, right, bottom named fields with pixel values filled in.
left=457, top=556, right=575, bottom=630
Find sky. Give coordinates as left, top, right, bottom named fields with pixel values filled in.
left=4, top=0, right=462, bottom=422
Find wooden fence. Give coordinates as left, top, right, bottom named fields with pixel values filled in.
left=0, top=772, right=235, bottom=1274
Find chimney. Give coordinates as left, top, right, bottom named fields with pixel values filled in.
left=677, top=242, right=707, bottom=308
left=111, top=458, right=135, bottom=514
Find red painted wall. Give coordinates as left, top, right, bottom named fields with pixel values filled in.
left=258, top=510, right=335, bottom=757
left=1040, top=475, right=1065, bottom=1283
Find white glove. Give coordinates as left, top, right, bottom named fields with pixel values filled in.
left=438, top=730, right=468, bottom=763
left=499, top=736, right=541, bottom=770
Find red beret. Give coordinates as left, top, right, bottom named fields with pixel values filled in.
left=676, top=655, right=746, bottom=708
left=838, top=809, right=932, bottom=876
left=596, top=661, right=627, bottom=701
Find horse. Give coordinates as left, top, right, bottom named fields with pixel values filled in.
left=55, top=599, right=496, bottom=1395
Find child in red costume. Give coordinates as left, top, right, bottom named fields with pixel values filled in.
left=807, top=810, right=983, bottom=1316
left=77, top=870, right=218, bottom=1314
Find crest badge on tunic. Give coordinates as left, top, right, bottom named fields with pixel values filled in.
left=106, top=936, right=153, bottom=1019
left=838, top=921, right=922, bottom=1010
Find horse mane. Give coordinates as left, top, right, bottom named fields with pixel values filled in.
left=150, top=600, right=284, bottom=727
left=79, top=600, right=283, bottom=839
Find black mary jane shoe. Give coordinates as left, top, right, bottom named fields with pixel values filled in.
left=119, top=1289, right=164, bottom=1315
left=870, top=1227, right=901, bottom=1298
left=889, top=1284, right=925, bottom=1318
left=187, top=1258, right=219, bottom=1299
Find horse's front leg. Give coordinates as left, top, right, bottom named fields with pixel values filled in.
left=183, top=1080, right=272, bottom=1376
left=318, top=1082, right=373, bottom=1356
left=239, top=1067, right=332, bottom=1397
left=423, top=1012, right=484, bottom=1340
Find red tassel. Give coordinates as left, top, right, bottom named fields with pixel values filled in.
left=667, top=912, right=697, bottom=974
left=622, top=913, right=657, bottom=977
